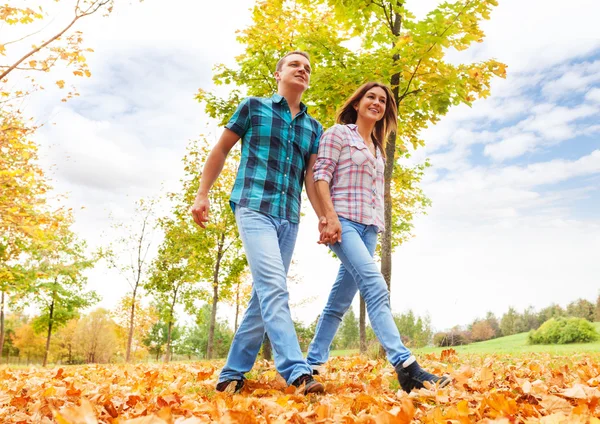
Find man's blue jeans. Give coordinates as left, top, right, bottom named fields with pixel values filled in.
left=307, top=217, right=412, bottom=368
left=218, top=206, right=312, bottom=385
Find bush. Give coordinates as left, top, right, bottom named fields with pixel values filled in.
left=528, top=317, right=599, bottom=345
left=433, top=330, right=470, bottom=347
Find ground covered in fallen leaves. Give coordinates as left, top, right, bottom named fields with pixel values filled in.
left=1, top=350, right=599, bottom=423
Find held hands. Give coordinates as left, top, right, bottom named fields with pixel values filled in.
left=318, top=214, right=342, bottom=245
left=191, top=195, right=210, bottom=228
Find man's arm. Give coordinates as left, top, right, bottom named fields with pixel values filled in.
left=305, top=153, right=324, bottom=218
left=191, top=129, right=240, bottom=228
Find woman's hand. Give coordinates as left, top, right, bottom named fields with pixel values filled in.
left=319, top=214, right=342, bottom=245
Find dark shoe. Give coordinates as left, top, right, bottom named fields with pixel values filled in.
left=216, top=379, right=244, bottom=393
left=395, top=361, right=450, bottom=393
left=292, top=374, right=324, bottom=394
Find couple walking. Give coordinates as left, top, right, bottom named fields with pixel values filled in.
left=191, top=51, right=450, bottom=395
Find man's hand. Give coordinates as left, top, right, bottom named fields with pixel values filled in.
left=319, top=214, right=342, bottom=245
left=318, top=216, right=327, bottom=235
left=191, top=195, right=210, bottom=228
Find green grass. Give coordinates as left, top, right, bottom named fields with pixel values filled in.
left=330, top=349, right=360, bottom=357
left=414, top=322, right=600, bottom=355
left=329, top=323, right=600, bottom=357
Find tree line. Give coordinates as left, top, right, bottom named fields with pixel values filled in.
left=434, top=296, right=600, bottom=347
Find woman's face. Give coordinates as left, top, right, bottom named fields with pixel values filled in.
left=355, top=86, right=387, bottom=123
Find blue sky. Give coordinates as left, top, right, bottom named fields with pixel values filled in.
left=7, top=0, right=599, bottom=330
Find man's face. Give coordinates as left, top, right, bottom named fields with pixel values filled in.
left=275, top=54, right=312, bottom=91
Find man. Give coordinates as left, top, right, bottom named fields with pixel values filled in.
left=191, top=51, right=324, bottom=395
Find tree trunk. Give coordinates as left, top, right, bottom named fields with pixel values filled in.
left=381, top=11, right=404, bottom=294
left=43, top=290, right=56, bottom=367
left=262, top=334, right=272, bottom=361
left=125, top=288, right=137, bottom=362
left=164, top=290, right=177, bottom=363
left=207, top=280, right=219, bottom=359
left=207, top=234, right=224, bottom=359
left=0, top=291, right=5, bottom=364
left=359, top=296, right=367, bottom=354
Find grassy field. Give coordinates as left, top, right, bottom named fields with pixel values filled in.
left=332, top=322, right=600, bottom=357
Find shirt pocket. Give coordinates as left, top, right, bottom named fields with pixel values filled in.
left=349, top=139, right=369, bottom=166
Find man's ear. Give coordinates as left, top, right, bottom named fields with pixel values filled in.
left=274, top=71, right=281, bottom=83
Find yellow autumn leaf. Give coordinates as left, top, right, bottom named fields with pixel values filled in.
left=56, top=80, right=65, bottom=89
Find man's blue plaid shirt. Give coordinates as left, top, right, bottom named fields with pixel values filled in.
left=226, top=94, right=322, bottom=224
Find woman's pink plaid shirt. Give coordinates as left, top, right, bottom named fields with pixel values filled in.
left=313, top=124, right=385, bottom=232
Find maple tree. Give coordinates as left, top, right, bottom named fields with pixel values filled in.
left=167, top=140, right=247, bottom=359
left=24, top=214, right=99, bottom=367
left=197, top=0, right=506, bottom=349
left=146, top=216, right=201, bottom=362
left=1, top=0, right=123, bottom=104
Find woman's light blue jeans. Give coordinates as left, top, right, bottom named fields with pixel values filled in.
left=307, top=217, right=412, bottom=368
left=218, top=206, right=312, bottom=385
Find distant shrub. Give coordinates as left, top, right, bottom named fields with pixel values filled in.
left=470, top=321, right=496, bottom=342
left=528, top=317, right=599, bottom=345
left=433, top=330, right=470, bottom=347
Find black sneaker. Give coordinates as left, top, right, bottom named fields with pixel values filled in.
left=215, top=379, right=244, bottom=393
left=395, top=361, right=451, bottom=393
left=292, top=374, right=324, bottom=394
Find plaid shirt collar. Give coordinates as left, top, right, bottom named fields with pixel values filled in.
left=271, top=93, right=308, bottom=114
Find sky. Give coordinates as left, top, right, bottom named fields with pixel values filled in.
left=6, top=0, right=599, bottom=331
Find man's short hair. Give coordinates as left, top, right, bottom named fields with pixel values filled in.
left=275, top=51, right=310, bottom=72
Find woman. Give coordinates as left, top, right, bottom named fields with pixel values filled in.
left=308, top=82, right=450, bottom=392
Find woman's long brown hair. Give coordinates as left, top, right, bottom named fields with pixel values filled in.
left=336, top=82, right=398, bottom=159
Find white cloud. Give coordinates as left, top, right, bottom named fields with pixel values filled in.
left=586, top=88, right=600, bottom=103
left=484, top=133, right=539, bottom=162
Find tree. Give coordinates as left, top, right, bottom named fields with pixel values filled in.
left=74, top=308, right=118, bottom=364
left=103, top=199, right=156, bottom=362
left=52, top=319, right=79, bottom=364
left=484, top=311, right=500, bottom=338
left=393, top=310, right=433, bottom=348
left=112, top=296, right=158, bottom=361
left=596, top=293, right=600, bottom=322
left=142, top=321, right=182, bottom=361
left=519, top=306, right=540, bottom=332
left=191, top=304, right=235, bottom=359
left=146, top=216, right=200, bottom=362
left=197, top=0, right=505, bottom=348
left=223, top=274, right=252, bottom=332
left=537, top=304, right=565, bottom=325
left=27, top=217, right=99, bottom=366
left=12, top=323, right=45, bottom=365
left=1, top=0, right=141, bottom=362
left=0, top=113, right=57, bottom=361
left=500, top=307, right=521, bottom=336
left=566, top=299, right=595, bottom=322
left=170, top=140, right=246, bottom=359
left=470, top=320, right=495, bottom=342
left=339, top=308, right=359, bottom=349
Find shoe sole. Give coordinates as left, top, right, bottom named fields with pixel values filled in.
left=438, top=375, right=451, bottom=388
left=304, top=381, right=325, bottom=394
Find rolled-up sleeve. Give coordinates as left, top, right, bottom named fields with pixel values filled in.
left=225, top=98, right=251, bottom=138
left=313, top=125, right=343, bottom=184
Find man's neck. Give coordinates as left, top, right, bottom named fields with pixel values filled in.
left=278, top=87, right=304, bottom=116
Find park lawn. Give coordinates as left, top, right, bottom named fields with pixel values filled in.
left=331, top=323, right=600, bottom=357
left=414, top=322, right=600, bottom=356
